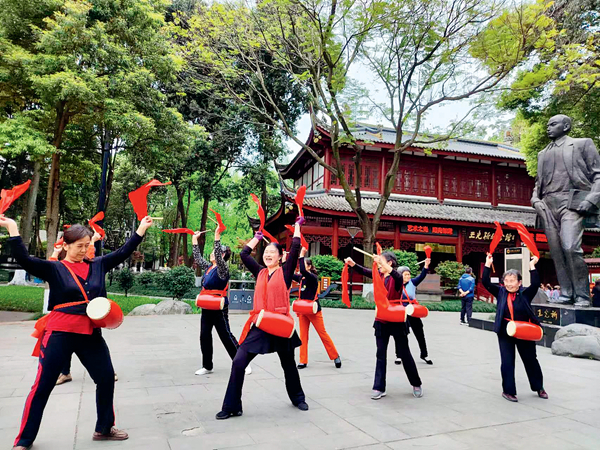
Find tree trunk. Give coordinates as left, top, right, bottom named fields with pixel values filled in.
left=45, top=104, right=69, bottom=257
left=175, top=184, right=190, bottom=266
left=21, top=159, right=41, bottom=249
left=197, top=191, right=211, bottom=254
left=168, top=205, right=181, bottom=266
left=45, top=152, right=61, bottom=257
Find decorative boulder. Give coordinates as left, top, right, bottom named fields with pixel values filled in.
left=153, top=299, right=192, bottom=315
left=555, top=323, right=600, bottom=341
left=551, top=324, right=600, bottom=361
left=129, top=304, right=157, bottom=316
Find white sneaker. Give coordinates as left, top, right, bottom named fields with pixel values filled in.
left=195, top=368, right=213, bottom=376
left=371, top=390, right=386, bottom=400
left=245, top=366, right=252, bottom=375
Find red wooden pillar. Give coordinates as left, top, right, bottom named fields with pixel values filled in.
left=437, top=162, right=444, bottom=202
left=324, top=147, right=331, bottom=190
left=394, top=222, right=401, bottom=249
left=332, top=217, right=339, bottom=257
left=491, top=163, right=498, bottom=207
left=456, top=231, right=464, bottom=262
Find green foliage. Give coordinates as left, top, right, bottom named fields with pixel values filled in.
left=114, top=268, right=135, bottom=297
left=386, top=248, right=419, bottom=276
left=311, top=255, right=345, bottom=280
left=136, top=271, right=157, bottom=287
left=592, top=247, right=600, bottom=258
left=164, top=265, right=195, bottom=300
left=319, top=296, right=496, bottom=313
left=435, top=261, right=466, bottom=289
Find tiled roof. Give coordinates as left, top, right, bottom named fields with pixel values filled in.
left=351, top=123, right=525, bottom=160
left=299, top=192, right=537, bottom=226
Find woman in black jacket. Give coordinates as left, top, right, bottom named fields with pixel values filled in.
left=0, top=214, right=152, bottom=449
left=483, top=253, right=548, bottom=403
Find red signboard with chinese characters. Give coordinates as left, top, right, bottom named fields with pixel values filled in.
left=535, top=233, right=548, bottom=243
left=466, top=228, right=516, bottom=244
left=401, top=224, right=457, bottom=236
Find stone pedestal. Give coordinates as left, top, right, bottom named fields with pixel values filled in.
left=531, top=303, right=600, bottom=328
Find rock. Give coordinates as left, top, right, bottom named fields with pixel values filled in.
left=551, top=335, right=600, bottom=361
left=129, top=304, right=157, bottom=316
left=363, top=291, right=375, bottom=303
left=362, top=283, right=375, bottom=303
left=555, top=323, right=600, bottom=341
left=153, top=299, right=192, bottom=315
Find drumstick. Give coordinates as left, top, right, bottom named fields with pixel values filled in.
left=417, top=259, right=427, bottom=264
left=353, top=247, right=374, bottom=258
left=149, top=217, right=163, bottom=220
left=207, top=216, right=218, bottom=225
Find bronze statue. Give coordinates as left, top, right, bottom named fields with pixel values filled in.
left=531, top=114, right=600, bottom=307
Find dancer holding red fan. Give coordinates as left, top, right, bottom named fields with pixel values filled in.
left=483, top=252, right=547, bottom=403
left=0, top=214, right=153, bottom=449
left=216, top=216, right=308, bottom=419
left=191, top=217, right=252, bottom=377
left=293, top=246, right=342, bottom=370
left=345, top=248, right=423, bottom=400
left=396, top=246, right=433, bottom=365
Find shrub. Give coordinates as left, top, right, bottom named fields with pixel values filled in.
left=311, top=255, right=345, bottom=280
left=386, top=249, right=419, bottom=276
left=164, top=265, right=196, bottom=300
left=114, top=268, right=135, bottom=297
left=136, top=271, right=155, bottom=286
left=435, top=260, right=466, bottom=289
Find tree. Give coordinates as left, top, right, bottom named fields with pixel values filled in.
left=114, top=268, right=135, bottom=297
left=164, top=265, right=195, bottom=300
left=435, top=260, right=466, bottom=290
left=189, top=0, right=557, bottom=252
left=311, top=254, right=345, bottom=280
left=488, top=0, right=599, bottom=174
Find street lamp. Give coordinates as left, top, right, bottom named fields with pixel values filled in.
left=345, top=226, right=361, bottom=301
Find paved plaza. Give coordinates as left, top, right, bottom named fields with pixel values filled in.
left=1, top=309, right=599, bottom=450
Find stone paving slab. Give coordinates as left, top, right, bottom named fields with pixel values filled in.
left=1, top=309, right=599, bottom=449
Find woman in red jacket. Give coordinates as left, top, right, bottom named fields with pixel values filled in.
left=216, top=219, right=308, bottom=419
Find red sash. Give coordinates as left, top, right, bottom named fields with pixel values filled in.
left=30, top=262, right=90, bottom=357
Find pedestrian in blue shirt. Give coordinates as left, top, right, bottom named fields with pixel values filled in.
left=457, top=267, right=476, bottom=325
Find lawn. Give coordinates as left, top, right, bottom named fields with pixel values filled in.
left=0, top=285, right=195, bottom=316
left=0, top=285, right=495, bottom=317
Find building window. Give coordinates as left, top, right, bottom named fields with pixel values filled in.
left=496, top=169, right=534, bottom=206
left=443, top=162, right=490, bottom=201
left=331, top=156, right=380, bottom=190
left=388, top=159, right=437, bottom=197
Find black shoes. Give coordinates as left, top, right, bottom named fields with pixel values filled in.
left=394, top=357, right=402, bottom=365
left=215, top=410, right=243, bottom=420
left=297, top=401, right=309, bottom=411
left=297, top=363, right=307, bottom=369
left=334, top=357, right=342, bottom=368
left=420, top=355, right=433, bottom=365
left=502, top=392, right=518, bottom=402
left=538, top=389, right=549, bottom=399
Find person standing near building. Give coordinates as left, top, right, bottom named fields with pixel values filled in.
left=482, top=253, right=548, bottom=403
left=592, top=280, right=600, bottom=308
left=345, top=252, right=423, bottom=399
left=398, top=263, right=433, bottom=365
left=294, top=247, right=342, bottom=370
left=457, top=267, right=476, bottom=325
left=192, top=227, right=252, bottom=377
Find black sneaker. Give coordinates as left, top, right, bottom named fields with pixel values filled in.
left=334, top=357, right=342, bottom=368
left=296, top=401, right=309, bottom=411
left=394, top=357, right=402, bottom=365
left=215, top=410, right=243, bottom=420
left=297, top=363, right=307, bottom=369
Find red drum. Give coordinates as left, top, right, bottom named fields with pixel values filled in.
left=86, top=297, right=124, bottom=329
left=195, top=294, right=225, bottom=310
left=255, top=310, right=295, bottom=338
left=506, top=321, right=543, bottom=341
left=406, top=304, right=429, bottom=318
left=292, top=300, right=318, bottom=315
left=375, top=304, right=406, bottom=322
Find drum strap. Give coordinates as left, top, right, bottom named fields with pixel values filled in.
left=402, top=286, right=418, bottom=305
left=30, top=262, right=90, bottom=357
left=504, top=292, right=533, bottom=324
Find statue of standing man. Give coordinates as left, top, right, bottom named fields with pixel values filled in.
left=531, top=115, right=600, bottom=307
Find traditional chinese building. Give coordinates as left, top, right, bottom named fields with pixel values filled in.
left=261, top=123, right=600, bottom=287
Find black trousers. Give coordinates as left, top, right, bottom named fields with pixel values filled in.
left=461, top=297, right=474, bottom=322
left=375, top=323, right=421, bottom=392
left=221, top=343, right=305, bottom=413
left=15, top=330, right=115, bottom=447
left=397, top=316, right=428, bottom=358
left=498, top=331, right=544, bottom=396
left=61, top=355, right=72, bottom=375
left=200, top=306, right=239, bottom=371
